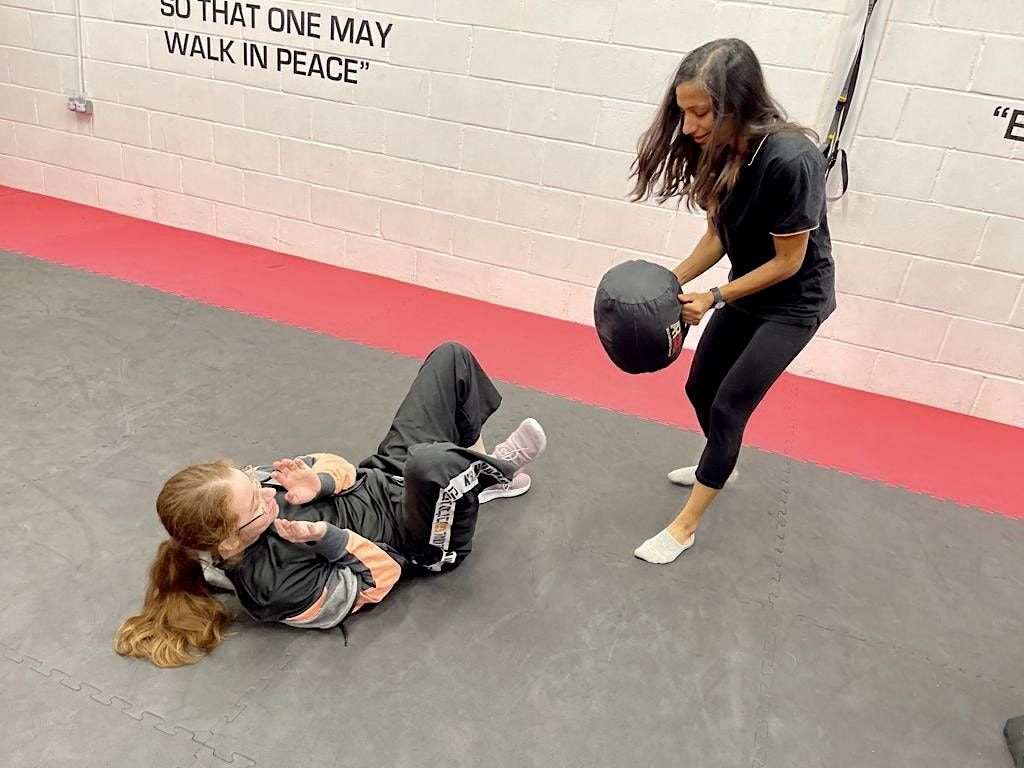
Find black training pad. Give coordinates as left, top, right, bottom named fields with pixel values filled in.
left=2, top=250, right=1022, bottom=768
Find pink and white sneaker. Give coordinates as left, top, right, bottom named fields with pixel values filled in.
left=479, top=473, right=531, bottom=505
left=492, top=418, right=547, bottom=474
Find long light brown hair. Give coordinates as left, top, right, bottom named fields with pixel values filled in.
left=630, top=38, right=816, bottom=216
left=114, top=460, right=238, bottom=668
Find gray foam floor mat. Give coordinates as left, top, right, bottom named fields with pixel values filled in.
left=2, top=251, right=1022, bottom=767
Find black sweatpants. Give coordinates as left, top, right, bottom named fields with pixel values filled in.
left=360, top=342, right=515, bottom=572
left=686, top=305, right=819, bottom=490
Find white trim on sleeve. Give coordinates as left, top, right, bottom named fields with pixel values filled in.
left=770, top=224, right=820, bottom=237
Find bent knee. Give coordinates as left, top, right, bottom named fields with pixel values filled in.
left=428, top=341, right=470, bottom=362
left=404, top=442, right=451, bottom=481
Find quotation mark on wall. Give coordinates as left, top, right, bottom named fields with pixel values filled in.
left=993, top=105, right=1024, bottom=142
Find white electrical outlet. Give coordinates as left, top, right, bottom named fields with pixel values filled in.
left=67, top=96, right=93, bottom=115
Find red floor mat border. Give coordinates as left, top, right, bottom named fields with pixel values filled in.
left=1, top=186, right=1020, bottom=518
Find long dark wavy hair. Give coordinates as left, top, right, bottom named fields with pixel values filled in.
left=630, top=38, right=816, bottom=216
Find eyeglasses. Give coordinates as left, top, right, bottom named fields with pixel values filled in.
left=237, top=465, right=267, bottom=532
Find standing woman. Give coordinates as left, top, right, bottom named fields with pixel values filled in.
left=630, top=38, right=836, bottom=564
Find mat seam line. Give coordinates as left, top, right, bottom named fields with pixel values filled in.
left=750, top=377, right=797, bottom=768
left=0, top=638, right=257, bottom=767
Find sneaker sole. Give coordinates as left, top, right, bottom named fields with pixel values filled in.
left=479, top=482, right=531, bottom=504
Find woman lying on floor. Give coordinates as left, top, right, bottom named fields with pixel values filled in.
left=114, top=342, right=547, bottom=668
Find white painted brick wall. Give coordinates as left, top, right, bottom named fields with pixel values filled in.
left=972, top=35, right=1024, bottom=98
left=44, top=165, right=99, bottom=206
left=470, top=28, right=560, bottom=87
left=381, top=200, right=454, bottom=253
left=461, top=126, right=544, bottom=184
left=509, top=86, right=601, bottom=142
left=831, top=193, right=988, bottom=264
left=4, top=47, right=76, bottom=92
left=36, top=90, right=90, bottom=133
left=123, top=146, right=180, bottom=192
left=541, top=142, right=633, bottom=199
left=899, top=260, right=1022, bottom=324
left=556, top=41, right=666, bottom=102
left=0, top=84, right=37, bottom=123
left=385, top=113, right=461, bottom=167
left=349, top=152, right=423, bottom=204
left=151, top=113, right=214, bottom=160
left=846, top=137, right=944, bottom=199
left=98, top=177, right=156, bottom=219
left=0, top=154, right=44, bottom=192
left=833, top=243, right=910, bottom=302
left=182, top=158, right=244, bottom=206
left=416, top=250, right=492, bottom=301
left=430, top=73, right=512, bottom=129
left=932, top=0, right=1024, bottom=37
left=869, top=353, right=984, bottom=414
left=245, top=88, right=311, bottom=140
left=310, top=187, right=381, bottom=236
left=522, top=0, right=616, bottom=42
left=383, top=19, right=471, bottom=75
left=1, top=0, right=1021, bottom=427
left=895, top=89, right=1010, bottom=158
left=352, top=65, right=428, bottom=115
left=941, top=320, right=1024, bottom=380
left=278, top=218, right=346, bottom=267
left=281, top=138, right=349, bottom=190
left=0, top=7, right=33, bottom=49
left=82, top=19, right=149, bottom=66
left=311, top=101, right=386, bottom=152
left=453, top=217, right=532, bottom=269
left=91, top=102, right=150, bottom=147
left=932, top=152, right=1024, bottom=219
left=215, top=203, right=279, bottom=251
left=613, top=0, right=716, bottom=52
left=29, top=11, right=78, bottom=56
left=974, top=378, right=1024, bottom=425
left=977, top=217, right=1024, bottom=274
left=436, top=0, right=522, bottom=29
left=346, top=232, right=417, bottom=282
left=874, top=24, right=982, bottom=90
left=497, top=181, right=582, bottom=236
left=243, top=171, right=310, bottom=219
left=421, top=166, right=501, bottom=220
left=213, top=125, right=278, bottom=173
left=829, top=295, right=952, bottom=361
left=154, top=189, right=217, bottom=233
left=580, top=198, right=673, bottom=254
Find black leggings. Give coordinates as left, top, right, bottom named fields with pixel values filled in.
left=686, top=305, right=820, bottom=490
left=360, top=342, right=515, bottom=571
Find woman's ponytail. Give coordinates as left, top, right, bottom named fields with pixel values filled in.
left=114, top=539, right=232, bottom=667
left=114, top=460, right=237, bottom=668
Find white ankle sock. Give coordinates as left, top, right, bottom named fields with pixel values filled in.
left=666, top=465, right=738, bottom=486
left=633, top=529, right=695, bottom=564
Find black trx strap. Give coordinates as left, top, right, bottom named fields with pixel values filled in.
left=822, top=0, right=880, bottom=201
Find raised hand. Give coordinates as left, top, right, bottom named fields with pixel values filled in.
left=271, top=458, right=321, bottom=505
left=273, top=518, right=327, bottom=544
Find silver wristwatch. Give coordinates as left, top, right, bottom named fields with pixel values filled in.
left=710, top=286, right=726, bottom=309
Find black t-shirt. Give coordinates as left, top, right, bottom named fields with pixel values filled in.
left=713, top=130, right=836, bottom=325
left=223, top=468, right=404, bottom=622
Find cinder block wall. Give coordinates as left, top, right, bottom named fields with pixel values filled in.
left=0, top=0, right=1021, bottom=426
